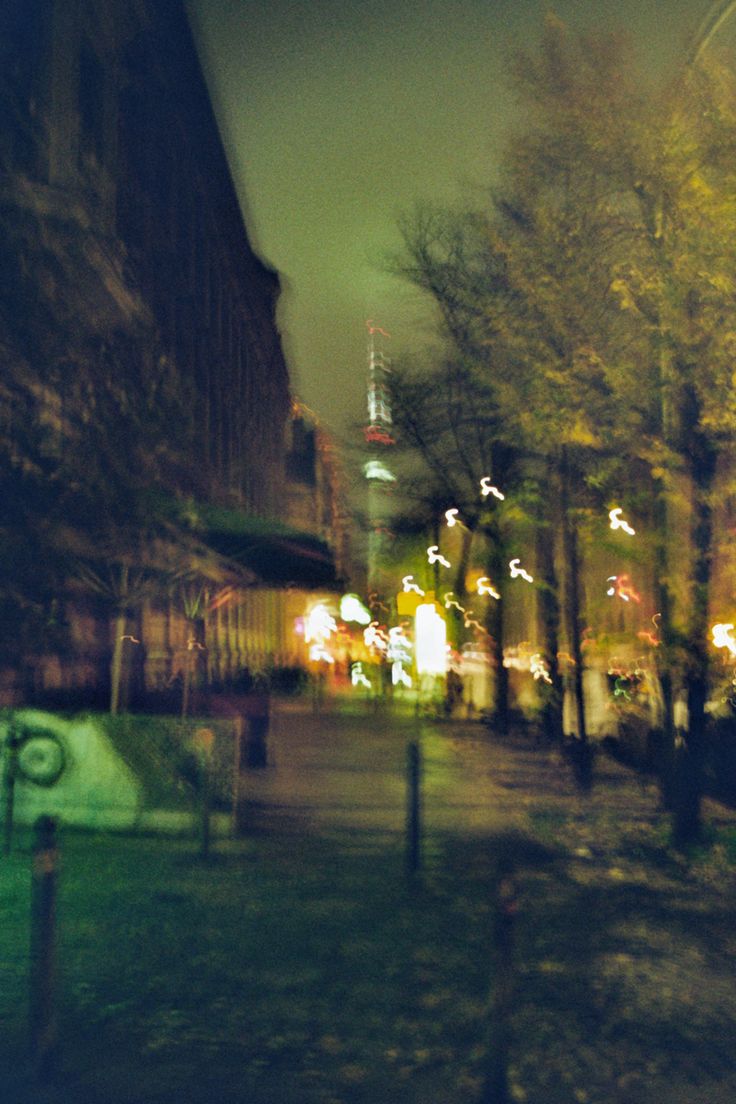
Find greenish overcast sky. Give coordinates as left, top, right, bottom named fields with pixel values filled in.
left=186, top=0, right=735, bottom=440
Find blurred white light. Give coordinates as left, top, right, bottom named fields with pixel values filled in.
left=415, top=603, right=447, bottom=676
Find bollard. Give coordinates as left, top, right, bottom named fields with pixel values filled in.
left=200, top=768, right=211, bottom=860
left=481, top=862, right=518, bottom=1104
left=312, top=670, right=326, bottom=714
left=30, top=815, right=58, bottom=1078
left=3, top=727, right=19, bottom=856
left=193, top=728, right=215, bottom=859
left=245, top=715, right=268, bottom=769
left=232, top=716, right=245, bottom=836
left=405, top=740, right=421, bottom=876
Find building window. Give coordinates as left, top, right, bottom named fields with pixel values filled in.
left=286, top=418, right=316, bottom=486
left=0, top=1, right=43, bottom=109
left=78, top=42, right=105, bottom=169
left=0, top=0, right=45, bottom=173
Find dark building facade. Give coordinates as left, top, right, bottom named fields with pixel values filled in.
left=2, top=0, right=290, bottom=509
left=0, top=0, right=338, bottom=706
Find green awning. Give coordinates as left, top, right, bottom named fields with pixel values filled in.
left=164, top=499, right=339, bottom=590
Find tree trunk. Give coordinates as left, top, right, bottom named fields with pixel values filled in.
left=109, top=564, right=131, bottom=716
left=449, top=524, right=474, bottom=650
left=453, top=524, right=474, bottom=601
left=674, top=431, right=717, bottom=847
left=653, top=480, right=677, bottom=807
left=182, top=616, right=206, bottom=719
left=109, top=608, right=128, bottom=716
left=560, top=449, right=587, bottom=744
left=650, top=242, right=678, bottom=803
left=536, top=492, right=563, bottom=742
left=181, top=647, right=192, bottom=719
left=486, top=525, right=508, bottom=730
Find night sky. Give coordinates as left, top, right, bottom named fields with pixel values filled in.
left=186, top=0, right=734, bottom=440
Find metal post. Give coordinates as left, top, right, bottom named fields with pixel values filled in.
left=312, top=669, right=325, bottom=714
left=3, top=727, right=19, bottom=856
left=481, top=864, right=518, bottom=1104
left=231, top=716, right=244, bottom=836
left=200, top=767, right=211, bottom=860
left=30, top=815, right=58, bottom=1077
left=406, top=740, right=421, bottom=875
left=192, top=727, right=215, bottom=859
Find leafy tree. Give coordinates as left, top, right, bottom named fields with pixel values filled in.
left=0, top=284, right=207, bottom=703
left=390, top=73, right=633, bottom=740
left=389, top=344, right=521, bottom=726
left=510, top=20, right=736, bottom=833
left=598, top=54, right=736, bottom=841
left=391, top=17, right=736, bottom=829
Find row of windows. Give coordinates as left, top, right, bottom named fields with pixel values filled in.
left=3, top=2, right=292, bottom=518
left=89, top=21, right=289, bottom=510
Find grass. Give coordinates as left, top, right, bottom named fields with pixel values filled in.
left=2, top=828, right=505, bottom=1104
left=2, top=747, right=736, bottom=1103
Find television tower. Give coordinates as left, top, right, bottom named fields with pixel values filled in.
left=363, top=319, right=396, bottom=592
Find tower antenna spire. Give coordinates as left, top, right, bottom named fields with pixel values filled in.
left=363, top=319, right=396, bottom=590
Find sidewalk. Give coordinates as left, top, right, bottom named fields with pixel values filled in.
left=244, top=697, right=676, bottom=840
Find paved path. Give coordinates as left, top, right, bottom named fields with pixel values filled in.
left=242, top=699, right=673, bottom=840
left=246, top=699, right=736, bottom=1103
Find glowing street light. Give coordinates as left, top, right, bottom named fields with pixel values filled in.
left=609, top=507, right=635, bottom=536
left=351, top=662, right=372, bottom=688
left=607, top=574, right=641, bottom=604
left=427, top=545, right=451, bottom=568
left=305, top=603, right=337, bottom=643
left=364, top=621, right=389, bottom=654
left=509, top=558, right=533, bottom=583
left=712, top=622, right=736, bottom=655
left=415, top=603, right=447, bottom=676
left=480, top=477, right=505, bottom=500
left=443, top=591, right=465, bottom=613
left=476, top=576, right=500, bottom=600
left=340, top=593, right=372, bottom=625
left=530, top=653, right=552, bottom=683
